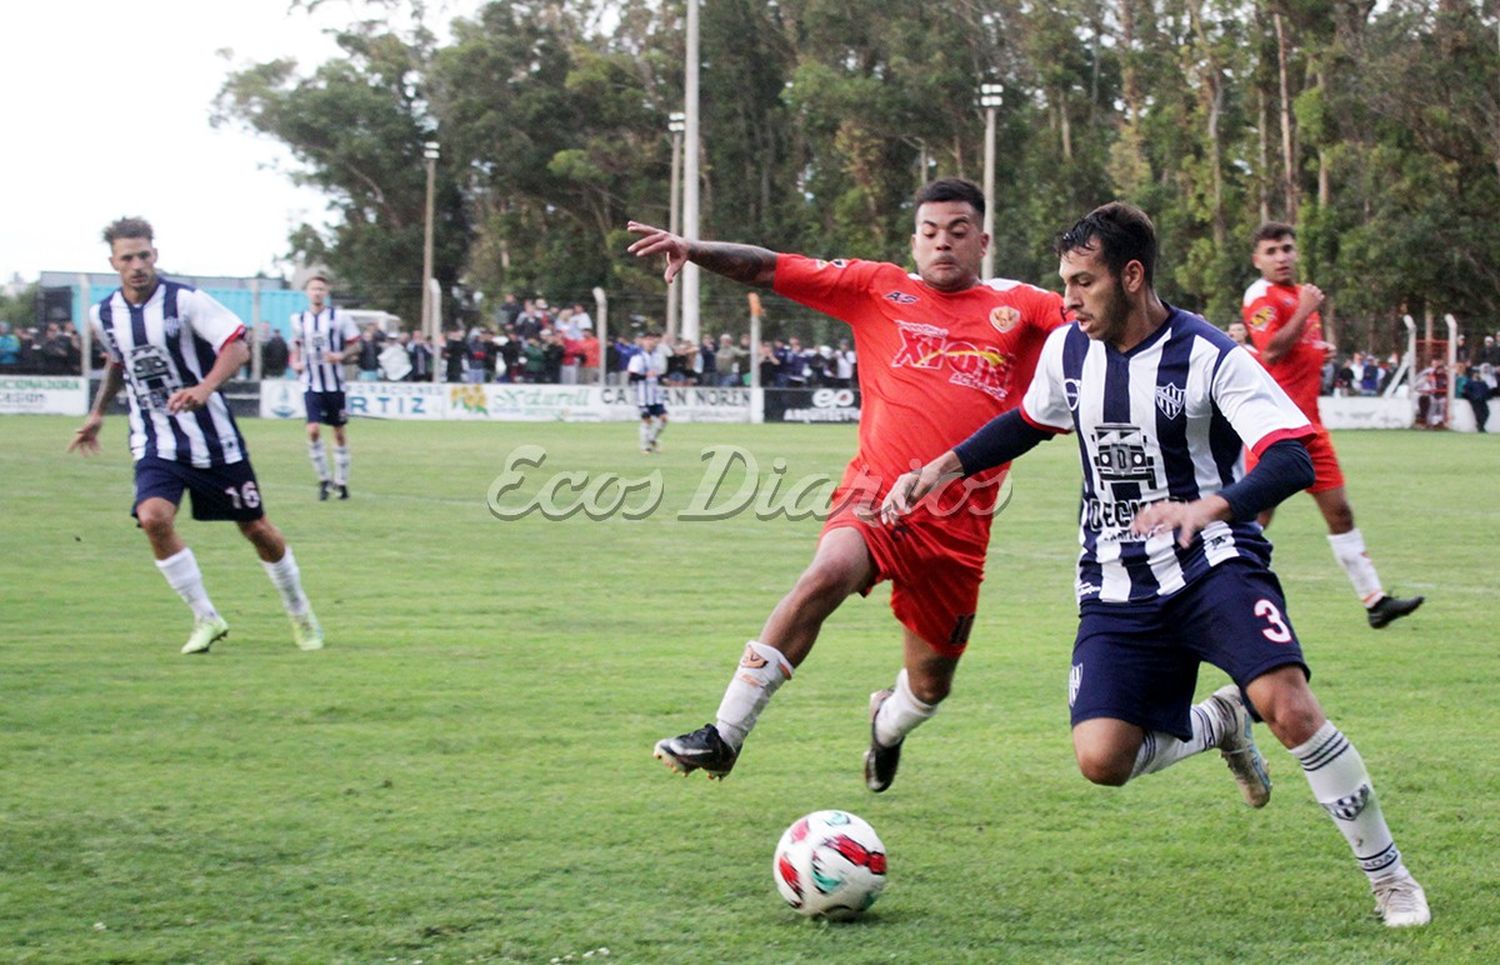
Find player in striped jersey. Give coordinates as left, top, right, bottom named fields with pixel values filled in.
left=289, top=273, right=361, bottom=499
left=69, top=217, right=324, bottom=655
left=627, top=331, right=669, bottom=453
left=885, top=203, right=1428, bottom=927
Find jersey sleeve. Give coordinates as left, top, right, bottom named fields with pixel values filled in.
left=341, top=315, right=361, bottom=342
left=772, top=254, right=889, bottom=326
left=627, top=353, right=645, bottom=376
left=90, top=303, right=122, bottom=363
left=184, top=289, right=246, bottom=352
left=1025, top=286, right=1068, bottom=335
left=1211, top=345, right=1314, bottom=455
left=288, top=314, right=302, bottom=348
left=1017, top=325, right=1074, bottom=433
left=1242, top=284, right=1285, bottom=355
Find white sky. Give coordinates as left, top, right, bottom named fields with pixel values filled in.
left=2, top=0, right=480, bottom=283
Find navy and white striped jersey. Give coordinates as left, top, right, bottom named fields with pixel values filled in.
left=290, top=307, right=359, bottom=392
left=1019, top=308, right=1312, bottom=604
left=627, top=346, right=668, bottom=408
left=90, top=280, right=249, bottom=468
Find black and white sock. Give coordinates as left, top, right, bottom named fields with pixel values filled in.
left=1292, top=721, right=1406, bottom=882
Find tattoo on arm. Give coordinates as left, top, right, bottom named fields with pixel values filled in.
left=687, top=242, right=778, bottom=288
left=92, top=365, right=124, bottom=415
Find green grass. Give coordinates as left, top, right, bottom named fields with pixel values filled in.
left=2, top=416, right=1497, bottom=962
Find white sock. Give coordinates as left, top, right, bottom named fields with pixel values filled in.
left=651, top=417, right=666, bottom=443
left=155, top=548, right=219, bottom=621
left=333, top=446, right=351, bottom=486
left=713, top=640, right=792, bottom=750
left=1130, top=698, right=1226, bottom=779
left=1328, top=529, right=1384, bottom=606
left=638, top=421, right=652, bottom=450
left=261, top=547, right=310, bottom=617
left=308, top=441, right=330, bottom=482
left=873, top=668, right=938, bottom=748
left=1291, top=721, right=1406, bottom=882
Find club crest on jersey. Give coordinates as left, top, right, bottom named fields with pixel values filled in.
left=1154, top=382, right=1185, bottom=420
left=163, top=316, right=182, bottom=340
left=889, top=320, right=1012, bottom=401
left=883, top=290, right=919, bottom=305
left=989, top=306, right=1020, bottom=334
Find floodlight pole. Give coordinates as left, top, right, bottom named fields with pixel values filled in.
left=667, top=112, right=686, bottom=340
left=681, top=0, right=702, bottom=343
left=979, top=83, right=1004, bottom=280
left=422, top=140, right=440, bottom=374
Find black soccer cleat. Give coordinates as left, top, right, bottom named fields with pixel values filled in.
left=1367, top=594, right=1424, bottom=629
left=337, top=484, right=350, bottom=500
left=863, top=688, right=904, bottom=793
left=653, top=723, right=738, bottom=780
left=319, top=480, right=331, bottom=501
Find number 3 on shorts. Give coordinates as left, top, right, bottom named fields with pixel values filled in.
left=1253, top=598, right=1293, bottom=643
left=223, top=481, right=262, bottom=510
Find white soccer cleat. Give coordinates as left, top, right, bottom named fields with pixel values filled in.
left=291, top=610, right=325, bottom=651
left=1208, top=684, right=1272, bottom=808
left=181, top=615, right=230, bottom=655
left=1372, top=871, right=1430, bottom=927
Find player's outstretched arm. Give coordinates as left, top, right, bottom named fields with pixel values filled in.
left=626, top=221, right=777, bottom=288
left=881, top=451, right=964, bottom=525
left=69, top=364, right=124, bottom=455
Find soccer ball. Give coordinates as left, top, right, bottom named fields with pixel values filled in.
left=773, top=810, right=887, bottom=920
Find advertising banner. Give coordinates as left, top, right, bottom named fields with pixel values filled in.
left=0, top=375, right=88, bottom=416
left=597, top=385, right=756, bottom=423
left=260, top=380, right=447, bottom=420
left=763, top=387, right=862, bottom=424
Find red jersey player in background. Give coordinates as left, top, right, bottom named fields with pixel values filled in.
left=1243, top=221, right=1422, bottom=629
left=627, top=178, right=1066, bottom=790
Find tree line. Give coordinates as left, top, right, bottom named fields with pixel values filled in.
left=214, top=0, right=1500, bottom=351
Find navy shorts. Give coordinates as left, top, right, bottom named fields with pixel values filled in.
left=1068, top=559, right=1309, bottom=740
left=133, top=456, right=266, bottom=523
left=638, top=403, right=667, bottom=418
left=305, top=390, right=348, bottom=426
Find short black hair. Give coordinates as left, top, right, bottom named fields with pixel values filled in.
left=1055, top=202, right=1157, bottom=287
left=914, top=178, right=985, bottom=220
left=102, top=217, right=153, bottom=246
left=1252, top=221, right=1296, bottom=247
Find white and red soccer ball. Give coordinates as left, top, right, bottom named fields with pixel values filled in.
left=773, top=810, right=887, bottom=920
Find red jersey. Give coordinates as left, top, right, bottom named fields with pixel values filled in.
left=774, top=254, right=1066, bottom=541
left=1242, top=278, right=1327, bottom=421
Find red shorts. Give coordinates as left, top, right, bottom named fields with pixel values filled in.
left=821, top=482, right=991, bottom=660
left=1246, top=423, right=1344, bottom=494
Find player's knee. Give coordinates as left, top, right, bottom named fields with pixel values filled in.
left=1075, top=749, right=1132, bottom=787
left=136, top=506, right=174, bottom=538
left=1249, top=678, right=1323, bottom=746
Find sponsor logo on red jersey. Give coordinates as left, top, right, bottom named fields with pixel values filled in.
left=890, top=320, right=1013, bottom=401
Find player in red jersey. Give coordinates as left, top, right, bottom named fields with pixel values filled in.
left=1243, top=222, right=1422, bottom=629
left=628, top=178, right=1066, bottom=790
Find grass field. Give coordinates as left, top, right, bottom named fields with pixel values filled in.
left=2, top=415, right=1497, bottom=962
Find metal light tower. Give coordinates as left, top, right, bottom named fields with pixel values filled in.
left=979, top=83, right=1003, bottom=280
left=666, top=111, right=686, bottom=339
left=421, top=140, right=440, bottom=356
left=681, top=0, right=702, bottom=343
